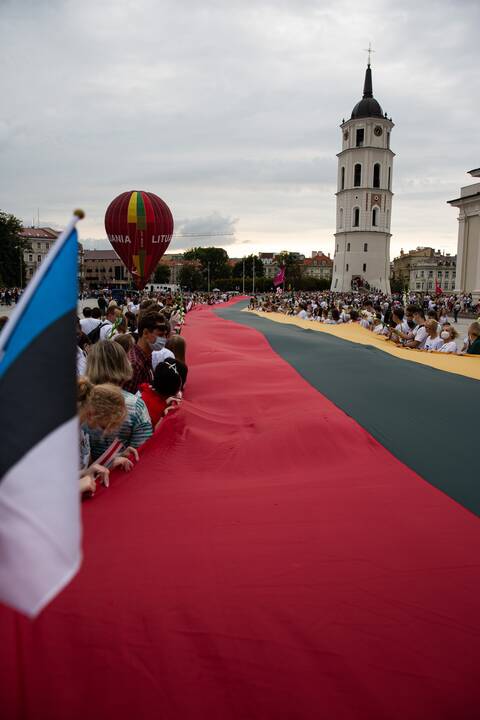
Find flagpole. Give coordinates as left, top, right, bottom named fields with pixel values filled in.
left=252, top=256, right=255, bottom=295
left=242, top=258, right=245, bottom=295
left=0, top=210, right=85, bottom=355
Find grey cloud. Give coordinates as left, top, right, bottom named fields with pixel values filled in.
left=0, top=0, right=478, bottom=259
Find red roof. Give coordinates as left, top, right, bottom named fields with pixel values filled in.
left=84, top=250, right=120, bottom=261
left=304, top=255, right=333, bottom=267
left=20, top=227, right=60, bottom=240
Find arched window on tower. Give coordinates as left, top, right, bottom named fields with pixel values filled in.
left=347, top=242, right=350, bottom=252
left=341, top=167, right=345, bottom=190
left=386, top=209, right=390, bottom=228
left=353, top=207, right=360, bottom=227
left=388, top=167, right=391, bottom=190
left=373, top=163, right=381, bottom=188
left=372, top=207, right=379, bottom=227
left=354, top=164, right=362, bottom=187
left=339, top=208, right=344, bottom=228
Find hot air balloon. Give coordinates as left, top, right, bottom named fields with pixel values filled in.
left=104, top=190, right=174, bottom=290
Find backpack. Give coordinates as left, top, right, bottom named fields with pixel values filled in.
left=87, top=321, right=108, bottom=344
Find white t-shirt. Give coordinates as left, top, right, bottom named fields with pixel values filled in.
left=439, top=341, right=458, bottom=354
left=100, top=321, right=113, bottom=341
left=151, top=348, right=175, bottom=370
left=297, top=310, right=308, bottom=320
left=412, top=324, right=428, bottom=349
left=425, top=336, right=443, bottom=351
left=395, top=320, right=410, bottom=334
left=80, top=317, right=101, bottom=335
left=77, top=347, right=87, bottom=376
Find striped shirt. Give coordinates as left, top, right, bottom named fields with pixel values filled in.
left=87, top=389, right=153, bottom=460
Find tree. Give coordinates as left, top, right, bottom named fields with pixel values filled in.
left=0, top=211, right=26, bottom=287
left=153, top=262, right=170, bottom=284
left=232, top=255, right=264, bottom=279
left=179, top=262, right=204, bottom=290
left=276, top=252, right=304, bottom=288
left=183, top=247, right=231, bottom=281
left=390, top=277, right=404, bottom=294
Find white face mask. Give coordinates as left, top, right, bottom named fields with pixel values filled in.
left=441, top=331, right=450, bottom=340
left=150, top=336, right=167, bottom=351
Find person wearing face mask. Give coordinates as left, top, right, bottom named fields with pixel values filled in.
left=402, top=308, right=428, bottom=349
left=437, top=325, right=458, bottom=354
left=122, top=311, right=168, bottom=394
left=466, top=322, right=480, bottom=355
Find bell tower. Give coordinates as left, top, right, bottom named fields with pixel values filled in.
left=330, top=57, right=394, bottom=293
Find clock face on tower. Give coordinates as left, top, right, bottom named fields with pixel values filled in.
left=371, top=193, right=381, bottom=207
left=374, top=126, right=383, bottom=137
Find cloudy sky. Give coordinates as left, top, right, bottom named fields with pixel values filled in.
left=0, top=0, right=478, bottom=259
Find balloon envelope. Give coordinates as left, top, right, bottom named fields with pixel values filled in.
left=105, top=190, right=174, bottom=289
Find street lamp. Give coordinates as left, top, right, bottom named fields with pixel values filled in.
left=242, top=257, right=245, bottom=295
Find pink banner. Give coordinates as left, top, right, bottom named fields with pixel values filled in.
left=273, top=266, right=285, bottom=287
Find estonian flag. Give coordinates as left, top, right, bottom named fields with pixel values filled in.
left=0, top=214, right=83, bottom=617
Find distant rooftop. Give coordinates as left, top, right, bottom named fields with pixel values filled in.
left=84, top=250, right=119, bottom=260
left=20, top=227, right=60, bottom=239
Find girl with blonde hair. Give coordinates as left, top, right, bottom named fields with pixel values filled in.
left=77, top=378, right=135, bottom=495
left=85, top=341, right=152, bottom=460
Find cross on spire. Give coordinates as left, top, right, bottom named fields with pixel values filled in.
left=364, top=42, right=375, bottom=67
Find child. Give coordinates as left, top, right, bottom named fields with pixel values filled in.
left=77, top=378, right=137, bottom=495
left=139, top=361, right=183, bottom=429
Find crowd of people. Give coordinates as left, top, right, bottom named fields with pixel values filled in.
left=1, top=283, right=479, bottom=499
left=250, top=290, right=480, bottom=355
left=75, top=291, right=190, bottom=496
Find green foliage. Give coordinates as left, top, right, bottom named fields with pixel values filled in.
left=232, top=255, right=264, bottom=278
left=0, top=211, right=26, bottom=286
left=183, top=247, right=231, bottom=280
left=390, top=277, right=404, bottom=293
left=179, top=262, right=204, bottom=290
left=276, top=251, right=304, bottom=288
left=153, top=262, right=170, bottom=284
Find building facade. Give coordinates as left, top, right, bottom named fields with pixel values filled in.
left=392, top=247, right=457, bottom=292
left=331, top=62, right=394, bottom=293
left=303, top=251, right=333, bottom=281
left=448, top=168, right=480, bottom=301
left=259, top=253, right=278, bottom=279
left=408, top=253, right=456, bottom=293
left=20, top=226, right=85, bottom=289
left=83, top=250, right=131, bottom=288
left=20, top=227, right=60, bottom=284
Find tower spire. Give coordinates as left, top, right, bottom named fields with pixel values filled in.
left=363, top=64, right=373, bottom=99
left=362, top=43, right=374, bottom=98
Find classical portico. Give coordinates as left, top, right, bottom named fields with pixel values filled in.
left=448, top=168, right=480, bottom=302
